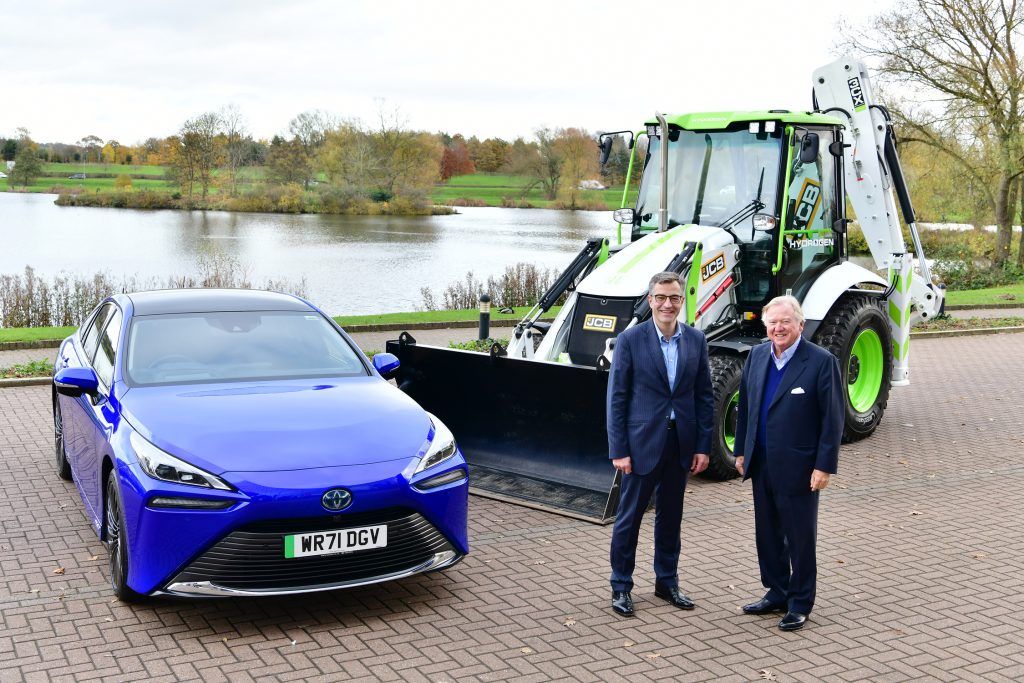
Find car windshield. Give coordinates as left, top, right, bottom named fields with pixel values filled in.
left=124, top=311, right=368, bottom=386
left=635, top=127, right=782, bottom=239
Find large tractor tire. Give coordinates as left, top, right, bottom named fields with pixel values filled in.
left=705, top=353, right=744, bottom=480
left=813, top=293, right=893, bottom=442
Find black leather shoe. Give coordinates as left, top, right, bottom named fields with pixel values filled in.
left=654, top=585, right=695, bottom=610
left=611, top=591, right=635, bottom=617
left=742, top=597, right=787, bottom=615
left=779, top=612, right=808, bottom=631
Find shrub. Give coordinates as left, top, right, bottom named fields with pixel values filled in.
left=448, top=337, right=509, bottom=353
left=1, top=253, right=309, bottom=328
left=421, top=262, right=562, bottom=311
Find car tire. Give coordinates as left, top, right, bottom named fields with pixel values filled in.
left=105, top=472, right=143, bottom=602
left=703, top=353, right=744, bottom=481
left=54, top=400, right=73, bottom=481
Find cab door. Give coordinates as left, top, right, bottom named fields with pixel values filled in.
left=775, top=128, right=841, bottom=300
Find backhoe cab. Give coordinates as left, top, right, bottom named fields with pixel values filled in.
left=388, top=56, right=943, bottom=523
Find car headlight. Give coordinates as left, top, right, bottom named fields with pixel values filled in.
left=129, top=431, right=233, bottom=490
left=414, top=413, right=458, bottom=474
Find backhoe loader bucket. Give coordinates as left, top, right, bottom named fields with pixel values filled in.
left=386, top=334, right=620, bottom=524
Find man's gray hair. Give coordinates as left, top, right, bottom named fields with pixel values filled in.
left=762, top=295, right=805, bottom=323
left=648, top=271, right=682, bottom=296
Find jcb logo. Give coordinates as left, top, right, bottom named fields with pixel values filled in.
left=847, top=77, right=866, bottom=111
left=700, top=254, right=726, bottom=282
left=582, top=314, right=616, bottom=332
left=792, top=178, right=822, bottom=230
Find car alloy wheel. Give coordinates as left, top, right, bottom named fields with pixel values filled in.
left=54, top=401, right=72, bottom=481
left=104, top=473, right=142, bottom=602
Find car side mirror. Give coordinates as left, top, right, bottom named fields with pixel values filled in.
left=799, top=132, right=820, bottom=164
left=598, top=136, right=614, bottom=166
left=54, top=367, right=100, bottom=398
left=613, top=207, right=636, bottom=225
left=372, top=353, right=400, bottom=380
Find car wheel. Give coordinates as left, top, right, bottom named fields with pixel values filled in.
left=54, top=400, right=73, bottom=481
left=105, top=472, right=143, bottom=602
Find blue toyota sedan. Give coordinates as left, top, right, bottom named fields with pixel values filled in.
left=52, top=289, right=468, bottom=600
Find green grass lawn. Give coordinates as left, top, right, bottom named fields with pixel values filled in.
left=432, top=172, right=628, bottom=208
left=43, top=162, right=168, bottom=177
left=944, top=282, right=1024, bottom=306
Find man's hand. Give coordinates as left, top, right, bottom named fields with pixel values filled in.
left=612, top=456, right=632, bottom=475
left=735, top=455, right=744, bottom=476
left=691, top=453, right=709, bottom=474
left=810, top=469, right=830, bottom=491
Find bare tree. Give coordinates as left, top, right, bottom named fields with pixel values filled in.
left=178, top=112, right=223, bottom=199
left=851, top=0, right=1024, bottom=267
left=220, top=104, right=248, bottom=196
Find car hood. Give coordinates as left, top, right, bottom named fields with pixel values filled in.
left=121, top=377, right=432, bottom=473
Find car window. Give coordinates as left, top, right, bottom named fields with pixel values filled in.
left=92, top=308, right=123, bottom=389
left=81, top=303, right=113, bottom=363
left=124, top=311, right=369, bottom=386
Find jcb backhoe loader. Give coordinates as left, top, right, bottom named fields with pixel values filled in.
left=387, top=56, right=944, bottom=523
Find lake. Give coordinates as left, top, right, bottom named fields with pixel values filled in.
left=1, top=193, right=611, bottom=315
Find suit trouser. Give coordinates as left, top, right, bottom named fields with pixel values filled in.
left=750, top=457, right=819, bottom=614
left=609, top=432, right=688, bottom=593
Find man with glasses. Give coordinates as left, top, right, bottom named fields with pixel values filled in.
left=607, top=271, right=713, bottom=617
left=733, top=295, right=843, bottom=631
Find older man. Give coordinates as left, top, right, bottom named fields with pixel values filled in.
left=606, top=272, right=713, bottom=617
left=734, top=295, right=843, bottom=631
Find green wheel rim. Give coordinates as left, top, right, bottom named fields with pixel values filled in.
left=848, top=328, right=883, bottom=413
left=723, top=390, right=739, bottom=452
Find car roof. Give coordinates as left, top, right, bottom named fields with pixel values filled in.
left=125, top=289, right=312, bottom=315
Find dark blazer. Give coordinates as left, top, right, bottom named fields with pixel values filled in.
left=734, top=338, right=843, bottom=493
left=607, top=319, right=714, bottom=475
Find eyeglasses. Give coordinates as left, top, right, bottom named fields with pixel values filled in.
left=652, top=294, right=683, bottom=305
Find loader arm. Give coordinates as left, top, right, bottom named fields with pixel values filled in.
left=812, top=56, right=945, bottom=384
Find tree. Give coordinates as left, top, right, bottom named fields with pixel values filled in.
left=510, top=128, right=564, bottom=200
left=266, top=136, right=312, bottom=186
left=178, top=112, right=223, bottom=199
left=8, top=131, right=42, bottom=187
left=476, top=138, right=510, bottom=173
left=220, top=104, right=248, bottom=196
left=852, top=0, right=1024, bottom=267
left=114, top=174, right=133, bottom=191
left=319, top=122, right=379, bottom=193
left=2, top=137, right=16, bottom=161
left=440, top=135, right=475, bottom=180
left=554, top=128, right=600, bottom=209
left=288, top=109, right=336, bottom=188
left=370, top=107, right=441, bottom=198
left=78, top=135, right=103, bottom=163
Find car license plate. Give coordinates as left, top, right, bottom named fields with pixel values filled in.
left=284, top=524, right=387, bottom=559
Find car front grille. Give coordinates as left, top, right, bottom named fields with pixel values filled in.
left=167, top=508, right=456, bottom=591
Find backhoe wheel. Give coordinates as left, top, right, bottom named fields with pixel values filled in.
left=705, top=354, right=744, bottom=480
left=813, top=293, right=893, bottom=442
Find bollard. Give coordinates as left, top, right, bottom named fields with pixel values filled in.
left=478, top=293, right=491, bottom=340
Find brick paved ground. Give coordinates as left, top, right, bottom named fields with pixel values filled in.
left=1, top=333, right=1022, bottom=682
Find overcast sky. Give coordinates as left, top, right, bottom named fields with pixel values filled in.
left=1, top=0, right=894, bottom=145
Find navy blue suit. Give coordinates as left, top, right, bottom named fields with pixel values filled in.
left=734, top=338, right=843, bottom=614
left=607, top=319, right=713, bottom=593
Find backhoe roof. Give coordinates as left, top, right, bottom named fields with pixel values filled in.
left=647, top=111, right=844, bottom=131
